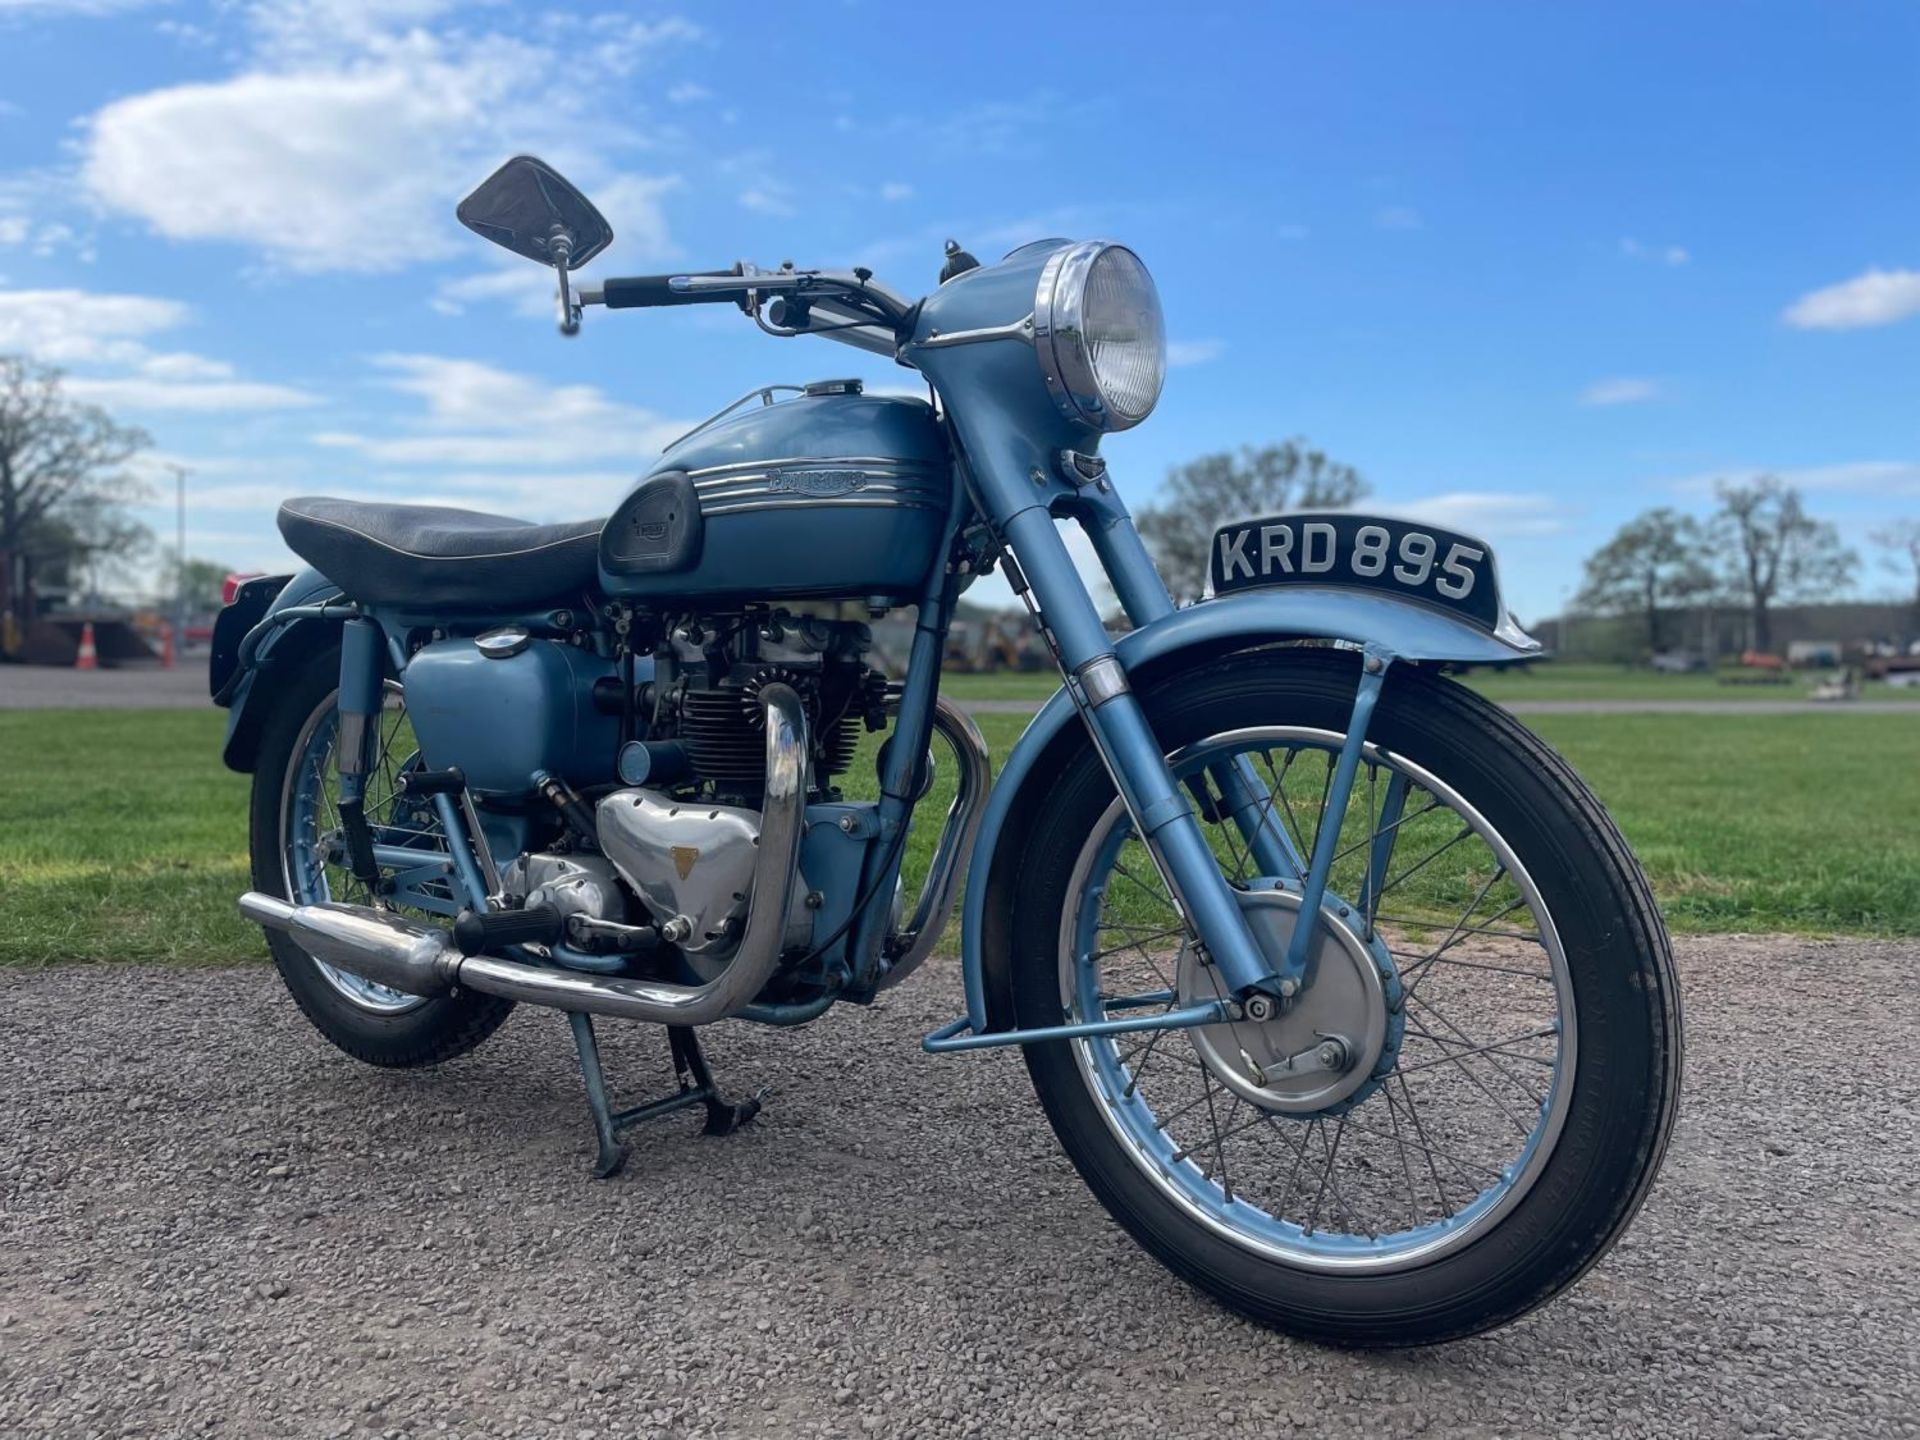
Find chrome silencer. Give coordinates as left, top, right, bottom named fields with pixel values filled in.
left=237, top=684, right=810, bottom=1028
left=238, top=892, right=458, bottom=998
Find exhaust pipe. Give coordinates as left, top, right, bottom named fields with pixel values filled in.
left=238, top=892, right=458, bottom=997
left=239, top=684, right=808, bottom=1027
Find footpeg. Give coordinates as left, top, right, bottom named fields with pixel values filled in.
left=451, top=903, right=564, bottom=956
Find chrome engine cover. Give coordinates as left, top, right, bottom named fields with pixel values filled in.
left=499, top=852, right=626, bottom=931
left=596, top=789, right=761, bottom=959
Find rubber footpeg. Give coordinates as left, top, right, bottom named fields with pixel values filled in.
left=453, top=903, right=564, bottom=956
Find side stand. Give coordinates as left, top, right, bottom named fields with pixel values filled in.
left=567, top=1012, right=764, bottom=1179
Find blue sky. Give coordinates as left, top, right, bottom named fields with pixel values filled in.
left=1, top=0, right=1916, bottom=621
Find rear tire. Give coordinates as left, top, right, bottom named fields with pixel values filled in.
left=248, top=644, right=513, bottom=1069
left=1009, top=648, right=1682, bottom=1345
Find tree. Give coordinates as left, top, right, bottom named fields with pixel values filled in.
left=1137, top=439, right=1368, bottom=601
left=0, top=358, right=151, bottom=627
left=1871, top=519, right=1920, bottom=627
left=164, top=555, right=236, bottom=611
left=1711, top=478, right=1856, bottom=653
left=1574, top=508, right=1714, bottom=656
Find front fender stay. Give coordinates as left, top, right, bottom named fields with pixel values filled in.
left=948, top=585, right=1540, bottom=1040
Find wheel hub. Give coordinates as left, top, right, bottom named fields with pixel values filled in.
left=1176, top=888, right=1398, bottom=1116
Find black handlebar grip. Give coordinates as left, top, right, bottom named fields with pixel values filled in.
left=602, top=270, right=740, bottom=308
left=452, top=903, right=564, bottom=957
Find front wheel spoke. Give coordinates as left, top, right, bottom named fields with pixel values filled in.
left=1400, top=994, right=1545, bottom=1128
left=1151, top=1085, right=1220, bottom=1131
left=1370, top=823, right=1475, bottom=905
left=1198, top=1081, right=1238, bottom=1200
left=1263, top=1113, right=1319, bottom=1217
left=1403, top=876, right=1516, bottom=999
left=1171, top=1105, right=1269, bottom=1162
left=1396, top=1025, right=1559, bottom=1077
left=1384, top=1084, right=1423, bottom=1231
left=1386, top=948, right=1555, bottom=983
left=1333, top=795, right=1444, bottom=873
left=1258, top=749, right=1314, bottom=861
left=1387, top=1074, right=1458, bottom=1218
left=1119, top=1027, right=1172, bottom=1096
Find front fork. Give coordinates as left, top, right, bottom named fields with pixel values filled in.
left=1005, top=507, right=1392, bottom=1006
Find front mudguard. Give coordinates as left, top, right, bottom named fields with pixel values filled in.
left=218, top=566, right=346, bottom=774
left=956, top=585, right=1542, bottom=1034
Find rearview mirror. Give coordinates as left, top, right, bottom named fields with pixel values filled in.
left=457, top=155, right=613, bottom=270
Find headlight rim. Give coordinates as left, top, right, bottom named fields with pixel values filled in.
left=1033, top=239, right=1164, bottom=434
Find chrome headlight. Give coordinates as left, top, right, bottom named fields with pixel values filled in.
left=1033, top=241, right=1166, bottom=432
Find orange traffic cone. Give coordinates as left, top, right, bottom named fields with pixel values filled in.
left=75, top=621, right=98, bottom=671
left=161, top=622, right=176, bottom=670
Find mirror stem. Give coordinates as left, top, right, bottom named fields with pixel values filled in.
left=552, top=231, right=580, bottom=336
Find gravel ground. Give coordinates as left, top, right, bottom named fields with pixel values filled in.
left=2, top=936, right=1914, bottom=1440
left=0, top=663, right=210, bottom=710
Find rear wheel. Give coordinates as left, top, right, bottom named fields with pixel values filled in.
left=248, top=645, right=513, bottom=1067
left=1010, top=648, right=1681, bottom=1345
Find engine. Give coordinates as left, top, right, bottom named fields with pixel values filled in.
left=562, top=605, right=891, bottom=972
left=644, top=607, right=890, bottom=805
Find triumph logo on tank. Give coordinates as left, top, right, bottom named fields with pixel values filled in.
left=767, top=467, right=870, bottom=497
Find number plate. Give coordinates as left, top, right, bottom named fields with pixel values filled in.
left=1209, top=512, right=1502, bottom=631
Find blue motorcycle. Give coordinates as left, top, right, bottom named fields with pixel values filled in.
left=214, top=156, right=1681, bottom=1345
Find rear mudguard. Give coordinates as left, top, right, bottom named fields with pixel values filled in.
left=957, top=585, right=1542, bottom=1033
left=219, top=565, right=346, bottom=774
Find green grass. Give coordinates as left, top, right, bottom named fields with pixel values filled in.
left=937, top=662, right=1920, bottom=706
left=2, top=705, right=1914, bottom=968
left=0, top=710, right=255, bottom=967
left=1464, top=661, right=1920, bottom=704
left=1524, top=712, right=1919, bottom=934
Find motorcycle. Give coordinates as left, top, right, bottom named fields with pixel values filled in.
left=212, top=155, right=1682, bottom=1346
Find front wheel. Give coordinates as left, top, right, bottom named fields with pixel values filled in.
left=1009, top=648, right=1681, bottom=1345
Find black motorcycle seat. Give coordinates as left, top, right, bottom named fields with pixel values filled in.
left=277, top=497, right=603, bottom=610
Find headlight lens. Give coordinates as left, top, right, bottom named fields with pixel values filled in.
left=1034, top=241, right=1165, bottom=432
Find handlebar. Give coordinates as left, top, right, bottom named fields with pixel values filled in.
left=599, top=270, right=746, bottom=309
left=577, top=264, right=915, bottom=359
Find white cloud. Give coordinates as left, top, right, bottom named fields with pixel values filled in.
left=880, top=181, right=914, bottom=202
left=1385, top=492, right=1567, bottom=538
left=77, top=1, right=694, bottom=274
left=0, top=0, right=160, bottom=13
left=1166, top=339, right=1225, bottom=368
left=310, top=353, right=687, bottom=475
left=65, top=374, right=321, bottom=412
left=0, top=288, right=187, bottom=366
left=666, top=81, right=710, bottom=104
left=1579, top=376, right=1660, bottom=407
left=1375, top=206, right=1422, bottom=231
left=0, top=287, right=318, bottom=410
left=1782, top=268, right=1920, bottom=331
left=738, top=186, right=797, bottom=217
left=1621, top=237, right=1690, bottom=266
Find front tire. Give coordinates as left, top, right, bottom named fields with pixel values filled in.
left=248, top=644, right=514, bottom=1068
left=1009, top=648, right=1682, bottom=1345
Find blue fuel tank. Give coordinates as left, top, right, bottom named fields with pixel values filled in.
left=598, top=385, right=953, bottom=604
